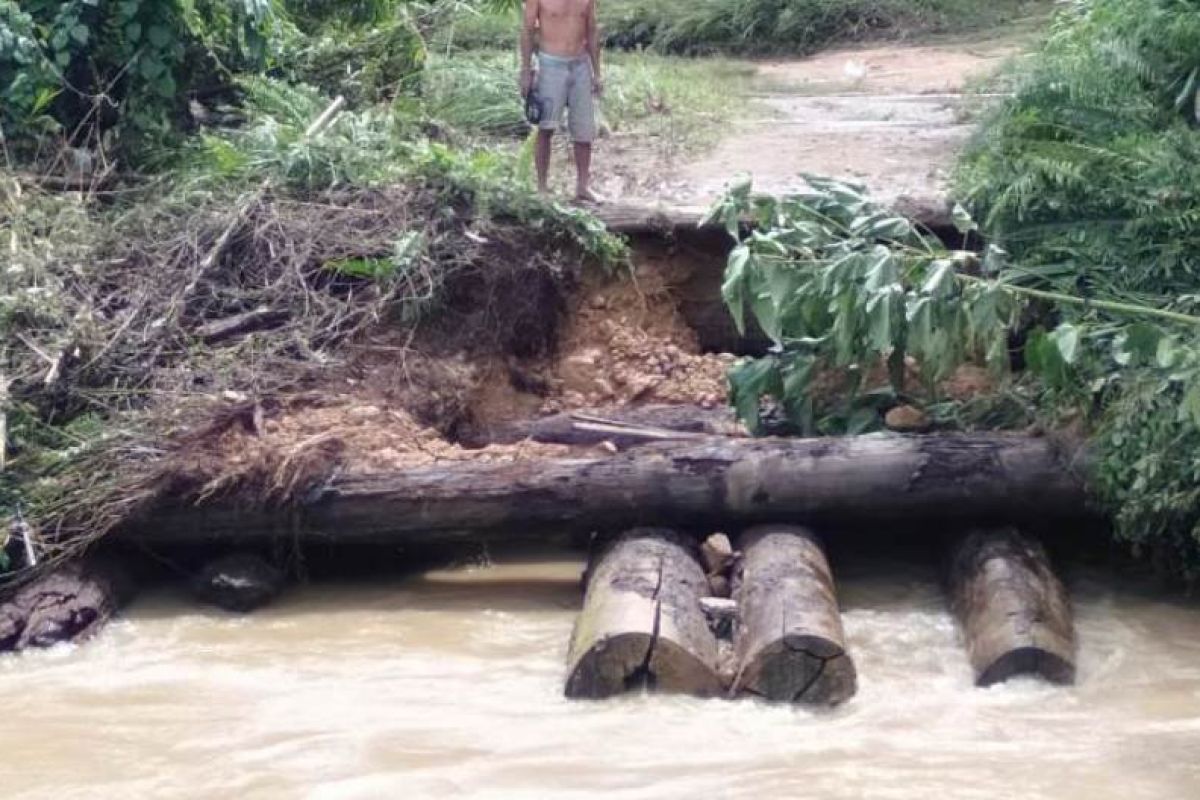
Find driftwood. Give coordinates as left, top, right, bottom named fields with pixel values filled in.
left=479, top=405, right=744, bottom=447
left=949, top=528, right=1076, bottom=686
left=0, top=559, right=135, bottom=653
left=565, top=528, right=723, bottom=698
left=126, top=433, right=1086, bottom=546
left=732, top=526, right=857, bottom=705
left=195, top=307, right=289, bottom=344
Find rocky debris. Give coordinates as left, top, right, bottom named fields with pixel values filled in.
left=1, top=560, right=133, bottom=653
left=192, top=554, right=285, bottom=613
left=699, top=596, right=739, bottom=639
left=707, top=573, right=731, bottom=599
left=701, top=532, right=737, bottom=600
left=544, top=271, right=734, bottom=413
left=701, top=533, right=734, bottom=575
left=885, top=404, right=932, bottom=432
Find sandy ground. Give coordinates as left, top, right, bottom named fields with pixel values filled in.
left=602, top=36, right=1025, bottom=207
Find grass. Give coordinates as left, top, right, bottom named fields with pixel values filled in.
left=422, top=49, right=753, bottom=153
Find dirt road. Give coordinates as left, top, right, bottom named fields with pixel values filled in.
left=608, top=36, right=1024, bottom=208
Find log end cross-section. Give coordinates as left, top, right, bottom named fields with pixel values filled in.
left=949, top=528, right=1077, bottom=687
left=565, top=529, right=724, bottom=700
left=732, top=525, right=858, bottom=706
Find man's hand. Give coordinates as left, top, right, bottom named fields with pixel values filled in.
left=520, top=67, right=535, bottom=96
left=592, top=74, right=604, bottom=97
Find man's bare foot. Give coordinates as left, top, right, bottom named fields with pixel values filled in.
left=574, top=188, right=604, bottom=205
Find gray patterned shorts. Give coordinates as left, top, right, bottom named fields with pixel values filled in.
left=536, top=53, right=597, bottom=143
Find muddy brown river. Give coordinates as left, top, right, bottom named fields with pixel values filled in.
left=2, top=552, right=1199, bottom=799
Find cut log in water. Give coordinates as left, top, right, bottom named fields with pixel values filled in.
left=949, top=528, right=1076, bottom=687
left=565, top=528, right=724, bottom=699
left=0, top=559, right=136, bottom=653
left=732, top=525, right=857, bottom=705
left=128, top=433, right=1087, bottom=546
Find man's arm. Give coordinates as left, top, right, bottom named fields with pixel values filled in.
left=520, top=0, right=539, bottom=94
left=587, top=0, right=602, bottom=94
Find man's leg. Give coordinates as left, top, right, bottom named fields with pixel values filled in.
left=568, top=61, right=600, bottom=203
left=536, top=130, right=554, bottom=194
left=573, top=142, right=594, bottom=202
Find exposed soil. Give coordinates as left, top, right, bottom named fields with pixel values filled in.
left=541, top=265, right=734, bottom=414
left=177, top=255, right=738, bottom=498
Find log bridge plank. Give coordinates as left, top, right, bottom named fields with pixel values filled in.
left=126, top=434, right=1086, bottom=545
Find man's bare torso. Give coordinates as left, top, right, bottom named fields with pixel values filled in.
left=533, top=0, right=592, bottom=58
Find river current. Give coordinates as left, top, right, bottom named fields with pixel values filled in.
left=2, top=551, right=1199, bottom=799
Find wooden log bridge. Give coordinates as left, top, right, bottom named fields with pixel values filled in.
left=127, top=433, right=1086, bottom=545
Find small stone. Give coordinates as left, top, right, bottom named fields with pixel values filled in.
left=885, top=404, right=931, bottom=433
left=701, top=533, right=734, bottom=575
left=589, top=295, right=608, bottom=309
left=699, top=597, right=738, bottom=619
left=192, top=554, right=284, bottom=613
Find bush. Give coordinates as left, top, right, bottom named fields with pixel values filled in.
left=601, top=0, right=1046, bottom=55
left=288, top=17, right=428, bottom=107
left=953, top=0, right=1200, bottom=580
left=0, top=0, right=278, bottom=158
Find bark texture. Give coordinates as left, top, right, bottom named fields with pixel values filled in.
left=127, top=434, right=1086, bottom=546
left=0, top=560, right=134, bottom=653
left=949, top=528, right=1076, bottom=687
left=733, top=525, right=857, bottom=705
left=565, top=528, right=724, bottom=699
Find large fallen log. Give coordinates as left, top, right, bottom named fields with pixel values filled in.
left=565, top=529, right=723, bottom=698
left=1, top=559, right=136, bottom=653
left=948, top=528, right=1076, bottom=686
left=732, top=525, right=857, bottom=705
left=126, top=433, right=1087, bottom=545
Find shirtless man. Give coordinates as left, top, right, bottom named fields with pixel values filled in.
left=520, top=0, right=603, bottom=202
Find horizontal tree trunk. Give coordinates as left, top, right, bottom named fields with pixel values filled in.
left=733, top=526, right=857, bottom=705
left=949, top=528, right=1076, bottom=687
left=1, top=559, right=135, bottom=653
left=125, top=433, right=1087, bottom=546
left=477, top=405, right=744, bottom=448
left=565, top=529, right=723, bottom=699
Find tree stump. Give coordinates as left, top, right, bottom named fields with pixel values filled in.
left=949, top=528, right=1076, bottom=686
left=732, top=525, right=857, bottom=705
left=565, top=529, right=724, bottom=699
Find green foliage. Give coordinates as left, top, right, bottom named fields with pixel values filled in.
left=0, top=0, right=279, bottom=157
left=600, top=0, right=1045, bottom=55
left=711, top=176, right=1019, bottom=435
left=954, top=0, right=1200, bottom=580
left=958, top=0, right=1200, bottom=304
left=421, top=48, right=751, bottom=157
left=287, top=15, right=427, bottom=106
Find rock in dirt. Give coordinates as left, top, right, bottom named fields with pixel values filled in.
left=885, top=404, right=931, bottom=433
left=707, top=573, right=732, bottom=598
left=192, top=554, right=284, bottom=613
left=0, top=560, right=135, bottom=653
